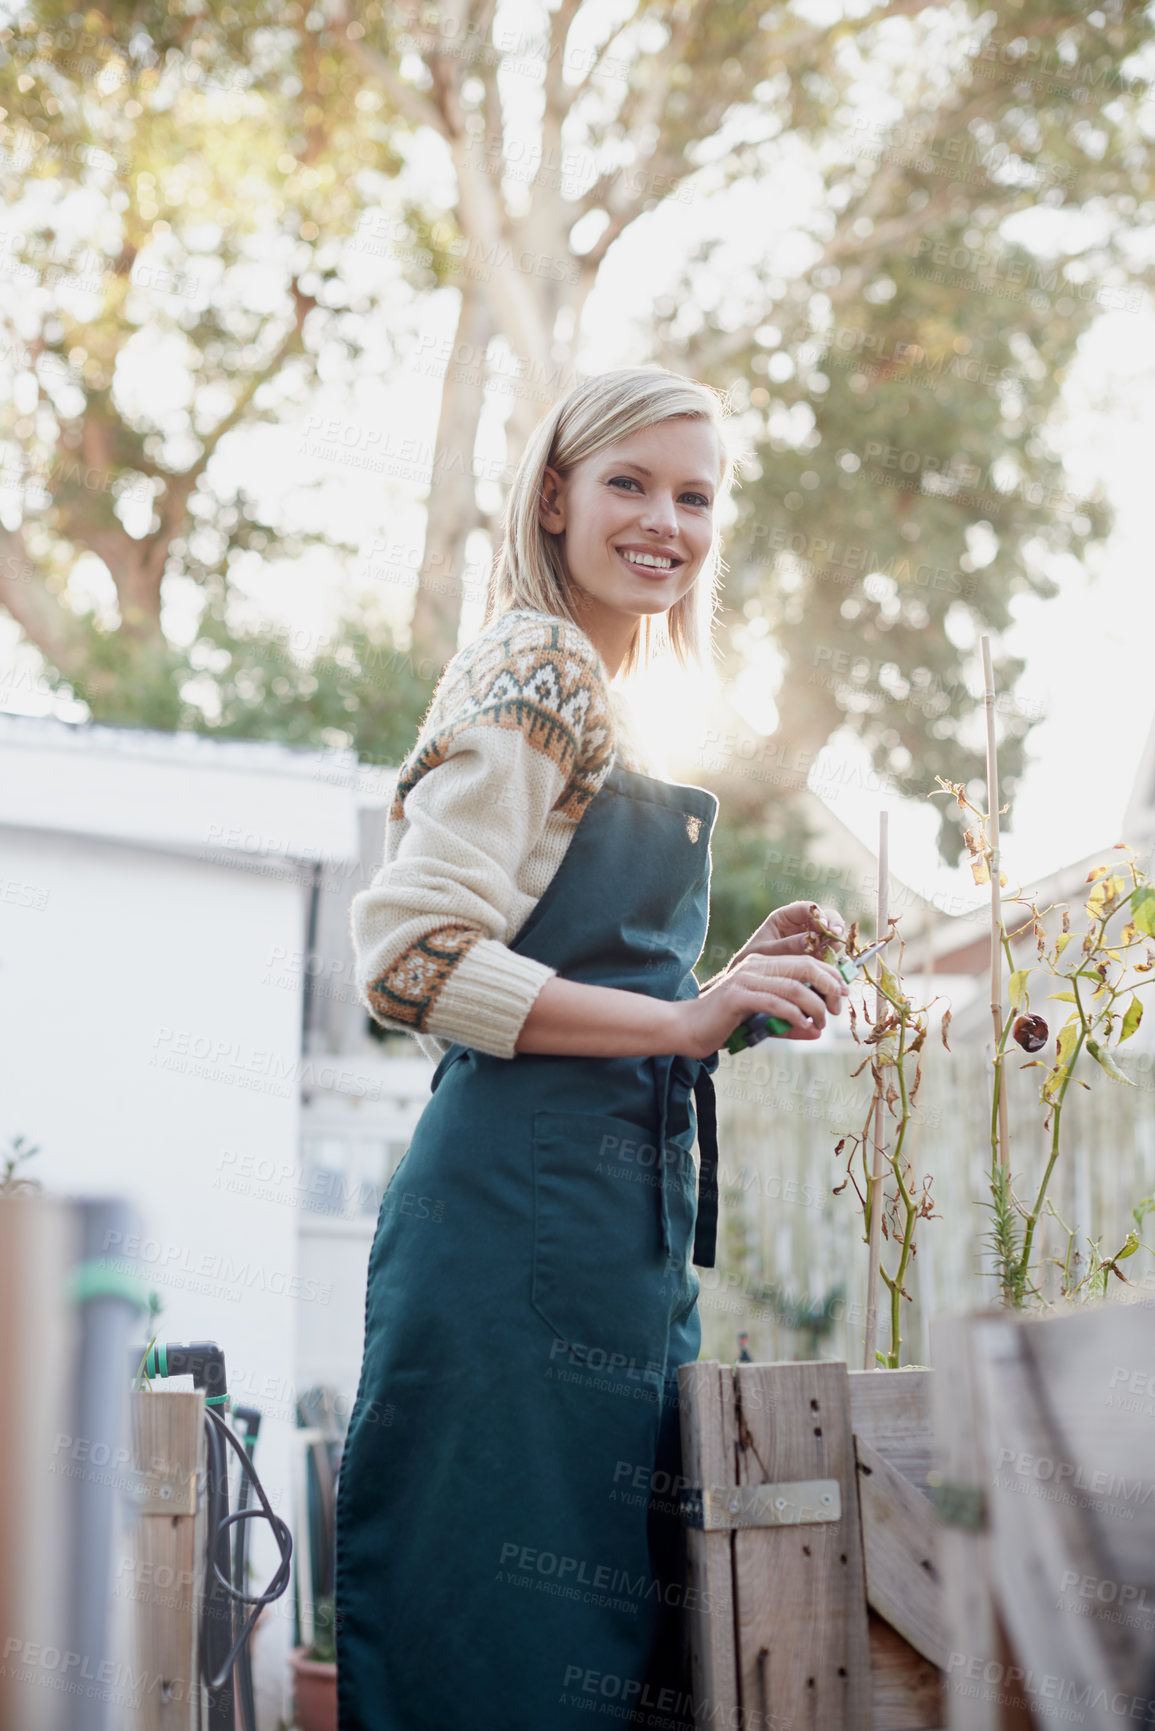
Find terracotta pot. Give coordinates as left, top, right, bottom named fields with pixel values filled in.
left=290, top=1647, right=337, bottom=1731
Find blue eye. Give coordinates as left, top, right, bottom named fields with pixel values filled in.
left=608, top=476, right=711, bottom=507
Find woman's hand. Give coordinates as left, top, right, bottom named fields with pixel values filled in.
left=672, top=950, right=849, bottom=1062
left=725, top=899, right=846, bottom=973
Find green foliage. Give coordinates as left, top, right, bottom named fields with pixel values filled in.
left=741, top=1279, right=845, bottom=1362
left=41, top=592, right=437, bottom=764
left=0, top=1134, right=42, bottom=1195
left=985, top=1157, right=1029, bottom=1310
left=664, top=2, right=1149, bottom=860
left=695, top=795, right=818, bottom=981
left=949, top=782, right=1155, bottom=1308
left=305, top=1595, right=337, bottom=1666
left=0, top=0, right=407, bottom=735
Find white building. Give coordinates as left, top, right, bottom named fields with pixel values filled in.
left=0, top=712, right=430, bottom=1730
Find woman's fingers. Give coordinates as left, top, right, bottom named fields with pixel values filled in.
left=716, top=966, right=842, bottom=1036
left=742, top=954, right=848, bottom=1012
left=755, top=977, right=837, bottom=1030
left=738, top=932, right=811, bottom=958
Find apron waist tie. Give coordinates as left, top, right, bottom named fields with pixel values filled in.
left=656, top=1065, right=673, bottom=1263
left=691, top=1067, right=719, bottom=1270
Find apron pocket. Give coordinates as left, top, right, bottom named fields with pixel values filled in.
left=531, top=1107, right=675, bottom=1376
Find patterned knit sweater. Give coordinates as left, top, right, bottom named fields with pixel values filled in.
left=350, top=607, right=654, bottom=1063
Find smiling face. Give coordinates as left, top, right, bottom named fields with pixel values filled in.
left=537, top=417, right=721, bottom=674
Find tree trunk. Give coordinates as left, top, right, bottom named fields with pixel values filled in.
left=407, top=273, right=496, bottom=669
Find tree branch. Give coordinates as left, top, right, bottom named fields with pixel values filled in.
left=331, top=10, right=449, bottom=138
left=0, top=523, right=84, bottom=676
left=768, top=0, right=951, bottom=62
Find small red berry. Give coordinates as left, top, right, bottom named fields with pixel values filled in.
left=1012, top=1013, right=1048, bottom=1053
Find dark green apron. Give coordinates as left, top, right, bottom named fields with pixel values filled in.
left=336, top=761, right=720, bottom=1731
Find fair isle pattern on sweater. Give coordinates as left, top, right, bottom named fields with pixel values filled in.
left=366, top=921, right=483, bottom=1032
left=388, top=609, right=615, bottom=826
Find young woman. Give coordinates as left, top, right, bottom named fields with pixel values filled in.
left=335, top=367, right=847, bottom=1731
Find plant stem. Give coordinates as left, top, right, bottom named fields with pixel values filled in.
left=982, top=634, right=1011, bottom=1174
left=863, top=810, right=888, bottom=1372
left=1015, top=1017, right=1086, bottom=1293
left=886, top=1018, right=917, bottom=1367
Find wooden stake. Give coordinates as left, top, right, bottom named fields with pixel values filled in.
left=981, top=635, right=1010, bottom=1173
left=864, top=810, right=888, bottom=1371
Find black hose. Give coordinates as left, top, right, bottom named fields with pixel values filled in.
left=202, top=1406, right=293, bottom=1691
left=204, top=1414, right=236, bottom=1728
left=232, top=1407, right=262, bottom=1731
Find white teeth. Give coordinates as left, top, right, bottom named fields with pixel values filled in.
left=620, top=550, right=675, bottom=570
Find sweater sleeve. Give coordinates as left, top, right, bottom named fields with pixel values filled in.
left=350, top=612, right=614, bottom=1060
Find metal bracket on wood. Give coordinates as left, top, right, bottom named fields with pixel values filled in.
left=927, top=1474, right=987, bottom=1530
left=125, top=1466, right=198, bottom=1516
left=680, top=1480, right=841, bottom=1530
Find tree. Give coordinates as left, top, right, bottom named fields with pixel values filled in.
left=321, top=0, right=1151, bottom=864
left=663, top=0, right=1151, bottom=857
left=0, top=0, right=435, bottom=753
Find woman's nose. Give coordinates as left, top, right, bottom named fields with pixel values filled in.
left=639, top=494, right=678, bottom=534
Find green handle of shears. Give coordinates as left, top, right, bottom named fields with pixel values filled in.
left=723, top=1012, right=795, bottom=1055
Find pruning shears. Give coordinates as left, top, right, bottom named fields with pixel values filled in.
left=724, top=937, right=892, bottom=1055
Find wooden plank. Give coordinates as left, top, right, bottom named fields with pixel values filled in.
left=1015, top=1299, right=1155, bottom=1590
left=131, top=1391, right=205, bottom=1731
left=0, top=1196, right=80, bottom=1731
left=869, top=1612, right=945, bottom=1731
left=856, top=1434, right=946, bottom=1668
left=930, top=1313, right=1000, bottom=1731
left=732, top=1361, right=872, bottom=1729
left=975, top=1314, right=1136, bottom=1731
left=678, top=1361, right=739, bottom=1720
left=849, top=1368, right=936, bottom=1488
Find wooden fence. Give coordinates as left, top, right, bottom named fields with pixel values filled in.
left=704, top=1041, right=1155, bottom=1368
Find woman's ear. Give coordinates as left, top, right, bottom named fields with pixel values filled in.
left=538, top=465, right=566, bottom=533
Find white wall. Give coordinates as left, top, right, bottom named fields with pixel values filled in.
left=1, top=818, right=318, bottom=1728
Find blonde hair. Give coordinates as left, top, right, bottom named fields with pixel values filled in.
left=486, top=366, right=742, bottom=679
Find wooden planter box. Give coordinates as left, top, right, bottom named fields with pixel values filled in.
left=679, top=1359, right=945, bottom=1731
left=932, top=1300, right=1155, bottom=1731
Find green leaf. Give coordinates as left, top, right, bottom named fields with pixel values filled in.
left=879, top=963, right=902, bottom=1001
left=1055, top=932, right=1074, bottom=957
left=1048, top=991, right=1078, bottom=1002
left=1056, top=1022, right=1079, bottom=1067
left=1008, top=969, right=1030, bottom=1010
left=1132, top=887, right=1155, bottom=938
left=1116, top=1232, right=1140, bottom=1260
left=1087, top=1038, right=1134, bottom=1086
left=1121, top=996, right=1143, bottom=1043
